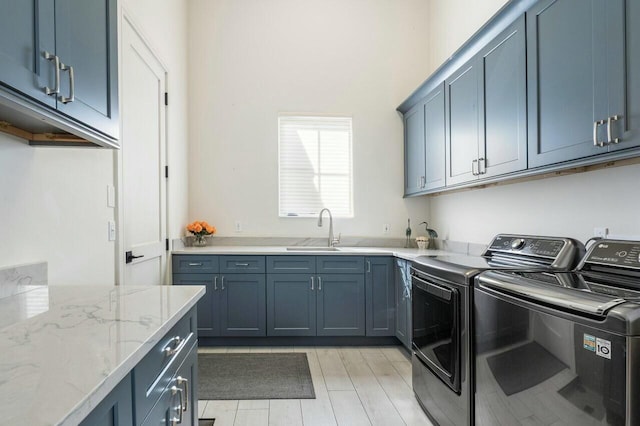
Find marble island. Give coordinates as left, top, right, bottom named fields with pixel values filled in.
left=0, top=284, right=204, bottom=426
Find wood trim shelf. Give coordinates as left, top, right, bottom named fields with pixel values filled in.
left=0, top=120, right=97, bottom=147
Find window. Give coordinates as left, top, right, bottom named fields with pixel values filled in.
left=278, top=115, right=353, bottom=218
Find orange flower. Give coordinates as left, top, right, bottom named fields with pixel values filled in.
left=193, top=223, right=203, bottom=233
left=205, top=226, right=214, bottom=234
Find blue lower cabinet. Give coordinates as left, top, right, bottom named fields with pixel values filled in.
left=316, top=274, right=365, bottom=336
left=79, top=373, right=133, bottom=426
left=394, top=259, right=412, bottom=349
left=219, top=274, right=266, bottom=336
left=141, top=342, right=198, bottom=426
left=173, top=274, right=219, bottom=336
left=365, top=257, right=395, bottom=336
left=267, top=274, right=316, bottom=336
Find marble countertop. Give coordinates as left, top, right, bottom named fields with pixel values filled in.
left=0, top=284, right=204, bottom=426
left=172, top=245, right=453, bottom=261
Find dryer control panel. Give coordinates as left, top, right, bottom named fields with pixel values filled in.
left=583, top=240, right=640, bottom=270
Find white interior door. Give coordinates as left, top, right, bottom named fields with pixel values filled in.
left=121, top=16, right=167, bottom=285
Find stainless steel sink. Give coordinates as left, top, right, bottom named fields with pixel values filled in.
left=286, top=247, right=340, bottom=251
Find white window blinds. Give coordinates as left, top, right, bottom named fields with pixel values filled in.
left=279, top=115, right=353, bottom=218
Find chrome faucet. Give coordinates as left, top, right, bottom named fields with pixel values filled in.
left=318, top=208, right=340, bottom=247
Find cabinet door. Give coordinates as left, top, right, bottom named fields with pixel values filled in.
left=424, top=84, right=447, bottom=190
left=527, top=0, right=625, bottom=166
left=479, top=16, right=527, bottom=178
left=79, top=373, right=133, bottom=426
left=614, top=0, right=640, bottom=152
left=54, top=0, right=119, bottom=138
left=394, top=259, right=409, bottom=348
left=316, top=274, right=365, bottom=336
left=175, top=342, right=198, bottom=426
left=365, top=257, right=395, bottom=336
left=445, top=58, right=481, bottom=185
left=219, top=274, right=266, bottom=336
left=173, top=274, right=219, bottom=336
left=0, top=0, right=55, bottom=107
left=267, top=274, right=316, bottom=336
left=404, top=103, right=426, bottom=195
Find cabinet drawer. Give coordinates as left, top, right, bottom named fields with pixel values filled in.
left=317, top=256, right=364, bottom=274
left=267, top=256, right=316, bottom=273
left=220, top=256, right=265, bottom=273
left=133, top=308, right=196, bottom=424
left=173, top=255, right=219, bottom=273
left=140, top=340, right=198, bottom=426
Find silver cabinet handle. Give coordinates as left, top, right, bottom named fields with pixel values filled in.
left=176, top=376, right=189, bottom=412
left=310, top=276, right=314, bottom=290
left=221, top=276, right=225, bottom=290
left=188, top=262, right=203, bottom=266
left=478, top=157, right=486, bottom=175
left=214, top=276, right=218, bottom=291
left=366, top=261, right=371, bottom=273
left=59, top=63, right=75, bottom=103
left=420, top=176, right=425, bottom=188
left=44, top=52, right=60, bottom=95
left=607, top=115, right=621, bottom=144
left=318, top=276, right=322, bottom=291
left=593, top=119, right=606, bottom=147
left=170, top=386, right=184, bottom=425
left=472, top=159, right=479, bottom=176
left=235, top=263, right=249, bottom=267
left=163, top=336, right=182, bottom=357
left=416, top=176, right=421, bottom=189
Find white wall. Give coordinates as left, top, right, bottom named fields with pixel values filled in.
left=426, top=0, right=640, bottom=244
left=0, top=1, right=190, bottom=285
left=187, top=0, right=432, bottom=239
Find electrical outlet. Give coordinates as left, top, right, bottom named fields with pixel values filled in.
left=235, top=221, right=242, bottom=232
left=383, top=224, right=390, bottom=234
left=594, top=227, right=609, bottom=238
left=108, top=221, right=116, bottom=241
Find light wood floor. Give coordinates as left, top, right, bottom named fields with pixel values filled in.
left=197, top=345, right=434, bottom=426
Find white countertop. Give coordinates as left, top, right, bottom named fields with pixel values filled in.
left=172, top=245, right=452, bottom=261
left=0, top=284, right=204, bottom=426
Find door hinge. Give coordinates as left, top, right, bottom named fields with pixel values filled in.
left=164, top=92, right=168, bottom=106
left=166, top=238, right=170, bottom=251
left=165, top=165, right=169, bottom=178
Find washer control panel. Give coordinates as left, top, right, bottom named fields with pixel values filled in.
left=584, top=240, right=640, bottom=270
left=488, top=235, right=567, bottom=259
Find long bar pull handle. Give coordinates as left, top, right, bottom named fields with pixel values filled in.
left=310, top=276, right=314, bottom=290
left=593, top=119, right=606, bottom=147
left=478, top=158, right=486, bottom=174
left=177, top=376, right=189, bottom=412
left=366, top=261, right=371, bottom=273
left=214, top=276, right=218, bottom=291
left=44, top=52, right=60, bottom=95
left=170, top=386, right=184, bottom=425
left=235, top=263, right=249, bottom=267
left=318, top=276, right=322, bottom=291
left=472, top=159, right=479, bottom=176
left=607, top=115, right=620, bottom=144
left=221, top=276, right=225, bottom=290
left=188, top=262, right=203, bottom=267
left=59, top=63, right=75, bottom=103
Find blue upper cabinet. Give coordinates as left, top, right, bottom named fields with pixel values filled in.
left=479, top=16, right=527, bottom=178
left=404, top=103, right=426, bottom=195
left=0, top=1, right=56, bottom=108
left=0, top=0, right=119, bottom=145
left=445, top=58, right=480, bottom=186
left=54, top=0, right=119, bottom=139
left=423, top=84, right=446, bottom=191
left=446, top=16, right=527, bottom=185
left=527, top=0, right=626, bottom=166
